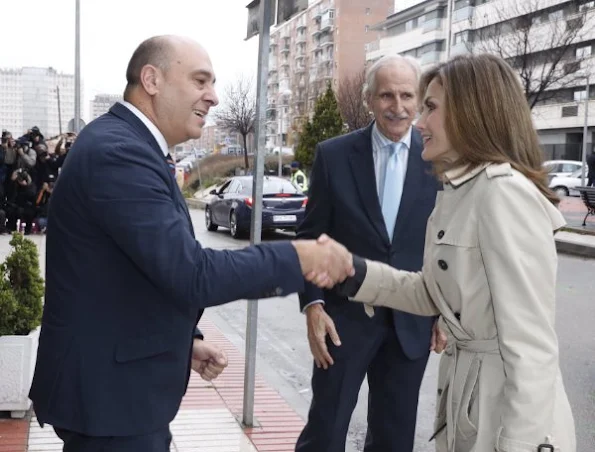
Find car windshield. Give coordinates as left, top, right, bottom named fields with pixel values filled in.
left=238, top=177, right=301, bottom=195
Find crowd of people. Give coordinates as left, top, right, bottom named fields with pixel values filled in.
left=0, top=127, right=74, bottom=234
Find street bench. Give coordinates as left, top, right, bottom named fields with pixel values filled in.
left=576, top=186, right=595, bottom=226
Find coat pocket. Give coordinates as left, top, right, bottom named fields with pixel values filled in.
left=457, top=357, right=480, bottom=440
left=115, top=332, right=174, bottom=363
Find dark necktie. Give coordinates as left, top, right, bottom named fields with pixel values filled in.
left=165, top=153, right=176, bottom=175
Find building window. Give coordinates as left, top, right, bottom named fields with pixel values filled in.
left=574, top=89, right=587, bottom=101
left=576, top=45, right=592, bottom=58
left=365, top=7, right=370, bottom=15
left=365, top=25, right=369, bottom=32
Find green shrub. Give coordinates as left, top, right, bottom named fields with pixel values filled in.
left=0, top=233, right=44, bottom=336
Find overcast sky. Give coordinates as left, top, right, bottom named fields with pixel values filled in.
left=1, top=0, right=410, bottom=121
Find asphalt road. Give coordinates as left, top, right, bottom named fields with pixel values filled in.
left=190, top=209, right=595, bottom=452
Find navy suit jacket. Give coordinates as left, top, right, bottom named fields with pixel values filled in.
left=297, top=123, right=439, bottom=360
left=29, top=103, right=304, bottom=436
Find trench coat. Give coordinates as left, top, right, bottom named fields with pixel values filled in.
left=350, top=162, right=576, bottom=452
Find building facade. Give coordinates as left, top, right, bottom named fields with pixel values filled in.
left=266, top=0, right=392, bottom=150
left=366, top=0, right=595, bottom=160
left=0, top=67, right=80, bottom=138
left=90, top=94, right=123, bottom=120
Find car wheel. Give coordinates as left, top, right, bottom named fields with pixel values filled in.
left=205, top=207, right=218, bottom=231
left=554, top=186, right=569, bottom=197
left=230, top=211, right=244, bottom=239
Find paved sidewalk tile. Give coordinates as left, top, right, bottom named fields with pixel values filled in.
left=15, top=316, right=304, bottom=452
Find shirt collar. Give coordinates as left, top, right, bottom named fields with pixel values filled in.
left=119, top=101, right=169, bottom=157
left=444, top=162, right=491, bottom=188
left=372, top=122, right=412, bottom=151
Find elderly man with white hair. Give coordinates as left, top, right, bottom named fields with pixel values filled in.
left=295, top=54, right=445, bottom=452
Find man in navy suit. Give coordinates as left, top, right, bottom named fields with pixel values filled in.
left=29, top=35, right=353, bottom=452
left=295, top=55, right=446, bottom=452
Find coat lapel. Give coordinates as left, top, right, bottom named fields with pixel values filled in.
left=348, top=123, right=391, bottom=245
left=391, top=128, right=425, bottom=242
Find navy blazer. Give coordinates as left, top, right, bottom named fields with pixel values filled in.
left=29, top=103, right=304, bottom=437
left=297, top=123, right=439, bottom=360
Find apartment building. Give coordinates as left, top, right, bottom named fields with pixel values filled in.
left=266, top=0, right=392, bottom=150
left=0, top=67, right=80, bottom=137
left=90, top=94, right=123, bottom=120
left=366, top=0, right=595, bottom=160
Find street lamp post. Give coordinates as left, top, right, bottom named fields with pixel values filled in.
left=582, top=74, right=590, bottom=186
left=277, top=89, right=292, bottom=176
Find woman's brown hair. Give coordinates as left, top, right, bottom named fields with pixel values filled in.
left=420, top=53, right=559, bottom=205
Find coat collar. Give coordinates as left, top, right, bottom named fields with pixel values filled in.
left=108, top=102, right=165, bottom=159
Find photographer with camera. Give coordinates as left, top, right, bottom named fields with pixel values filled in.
left=1, top=130, right=18, bottom=196
left=6, top=167, right=37, bottom=235
left=35, top=173, right=55, bottom=233
left=53, top=132, right=76, bottom=170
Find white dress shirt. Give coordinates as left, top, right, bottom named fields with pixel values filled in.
left=119, top=101, right=170, bottom=157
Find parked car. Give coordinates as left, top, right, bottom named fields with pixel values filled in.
left=543, top=160, right=583, bottom=178
left=549, top=168, right=586, bottom=197
left=205, top=175, right=307, bottom=239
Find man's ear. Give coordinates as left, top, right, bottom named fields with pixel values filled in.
left=139, top=65, right=161, bottom=96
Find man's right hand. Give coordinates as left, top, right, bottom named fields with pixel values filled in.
left=306, top=303, right=341, bottom=370
left=292, top=234, right=354, bottom=288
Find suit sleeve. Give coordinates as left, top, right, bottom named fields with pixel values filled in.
left=295, top=144, right=332, bottom=311
left=87, top=143, right=304, bottom=315
left=478, top=177, right=560, bottom=449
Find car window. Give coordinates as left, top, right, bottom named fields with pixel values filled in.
left=220, top=180, right=233, bottom=194
left=263, top=178, right=301, bottom=194
left=571, top=169, right=584, bottom=177
left=562, top=163, right=580, bottom=173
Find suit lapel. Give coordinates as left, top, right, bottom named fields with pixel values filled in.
left=109, top=103, right=194, bottom=234
left=348, top=124, right=391, bottom=246
left=391, top=129, right=425, bottom=242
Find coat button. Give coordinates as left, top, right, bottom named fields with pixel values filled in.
left=454, top=312, right=461, bottom=320
left=438, top=260, right=448, bottom=270
left=275, top=287, right=283, bottom=296
left=437, top=230, right=445, bottom=239
left=437, top=388, right=443, bottom=396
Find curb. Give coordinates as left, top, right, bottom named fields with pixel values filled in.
left=555, top=238, right=595, bottom=259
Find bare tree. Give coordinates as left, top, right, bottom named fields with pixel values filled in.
left=337, top=69, right=371, bottom=131
left=214, top=76, right=256, bottom=168
left=468, top=0, right=594, bottom=109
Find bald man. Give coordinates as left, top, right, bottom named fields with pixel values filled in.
left=29, top=35, right=353, bottom=452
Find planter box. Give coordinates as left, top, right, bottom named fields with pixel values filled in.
left=0, top=327, right=40, bottom=418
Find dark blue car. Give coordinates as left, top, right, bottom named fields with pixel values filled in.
left=205, top=176, right=307, bottom=239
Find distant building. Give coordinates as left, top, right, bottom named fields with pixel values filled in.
left=90, top=94, right=122, bottom=120
left=0, top=67, right=80, bottom=137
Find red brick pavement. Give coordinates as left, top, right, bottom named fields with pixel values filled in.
left=558, top=196, right=595, bottom=230
left=1, top=317, right=305, bottom=452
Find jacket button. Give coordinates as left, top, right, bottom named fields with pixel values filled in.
left=437, top=388, right=443, bottom=396
left=275, top=287, right=283, bottom=296
left=437, top=230, right=445, bottom=239
left=438, top=260, right=448, bottom=270
left=454, top=312, right=461, bottom=320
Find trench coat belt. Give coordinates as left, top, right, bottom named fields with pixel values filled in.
left=445, top=338, right=500, bottom=451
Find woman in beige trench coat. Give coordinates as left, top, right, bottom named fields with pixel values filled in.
left=332, top=54, right=576, bottom=452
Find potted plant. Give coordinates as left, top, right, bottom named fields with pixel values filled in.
left=0, top=233, right=44, bottom=418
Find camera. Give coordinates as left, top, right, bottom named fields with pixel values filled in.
left=15, top=168, right=29, bottom=183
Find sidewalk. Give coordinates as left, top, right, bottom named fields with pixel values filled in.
left=0, top=316, right=305, bottom=452
left=556, top=196, right=595, bottom=258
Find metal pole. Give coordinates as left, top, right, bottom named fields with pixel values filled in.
left=582, top=74, right=589, bottom=186
left=57, top=86, right=63, bottom=136
left=278, top=102, right=283, bottom=176
left=74, top=0, right=81, bottom=133
left=445, top=0, right=454, bottom=58
left=243, top=0, right=271, bottom=428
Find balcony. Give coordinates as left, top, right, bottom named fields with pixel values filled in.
left=311, top=25, right=321, bottom=37
left=421, top=50, right=442, bottom=65
left=280, top=45, right=290, bottom=54
left=320, top=35, right=334, bottom=48
left=296, top=15, right=307, bottom=30
left=453, top=6, right=474, bottom=23
left=423, top=18, right=443, bottom=33
left=320, top=17, right=334, bottom=32
left=296, top=64, right=306, bottom=73
left=296, top=33, right=307, bottom=44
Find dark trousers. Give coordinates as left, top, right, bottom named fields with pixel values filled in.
left=54, top=426, right=172, bottom=452
left=588, top=175, right=595, bottom=187
left=295, top=307, right=429, bottom=452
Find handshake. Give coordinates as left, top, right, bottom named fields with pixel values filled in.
left=292, top=234, right=354, bottom=288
